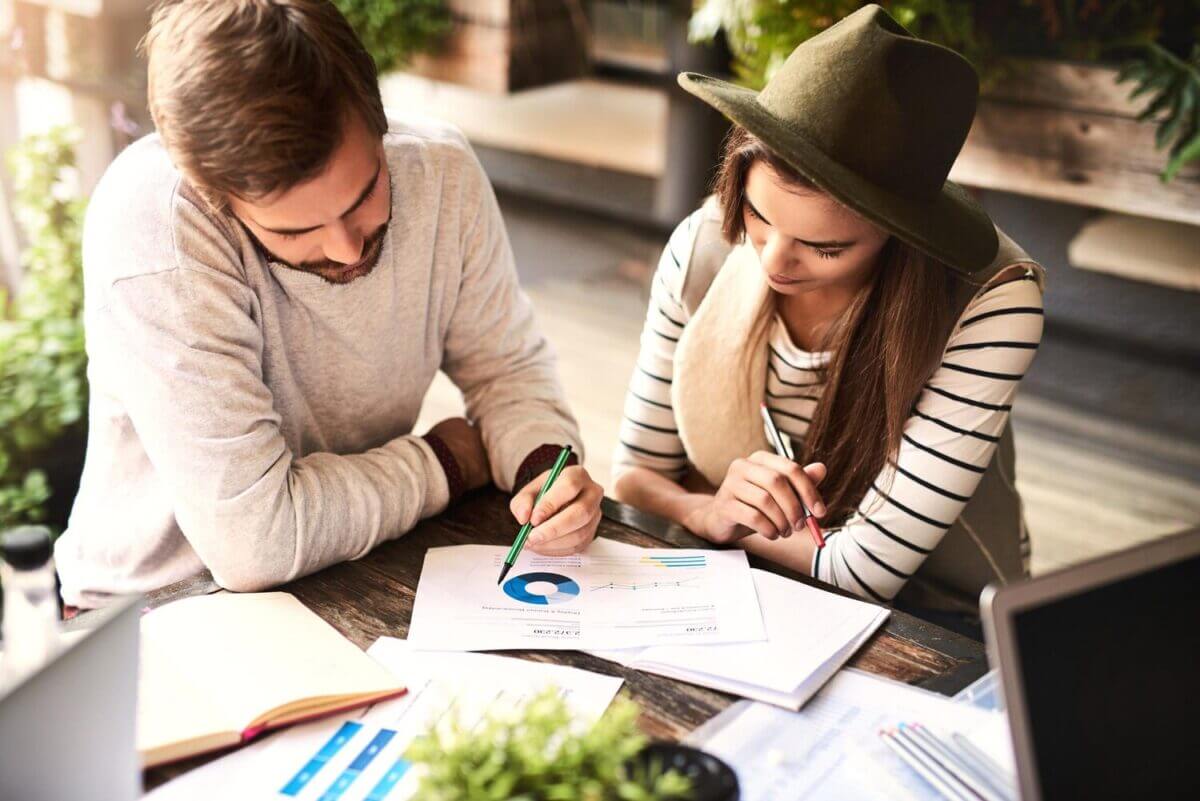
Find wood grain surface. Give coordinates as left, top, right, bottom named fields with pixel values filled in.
left=141, top=489, right=986, bottom=791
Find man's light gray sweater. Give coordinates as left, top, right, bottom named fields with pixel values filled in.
left=55, top=116, right=581, bottom=608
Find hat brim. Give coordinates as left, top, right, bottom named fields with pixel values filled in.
left=679, top=72, right=998, bottom=274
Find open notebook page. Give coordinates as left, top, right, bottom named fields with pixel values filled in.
left=138, top=592, right=403, bottom=765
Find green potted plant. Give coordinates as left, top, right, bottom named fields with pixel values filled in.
left=333, top=0, right=453, bottom=72
left=404, top=688, right=737, bottom=800
left=0, top=126, right=88, bottom=533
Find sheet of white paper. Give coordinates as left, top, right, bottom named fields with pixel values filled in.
left=145, top=638, right=623, bottom=801
left=407, top=539, right=766, bottom=651
left=590, top=568, right=889, bottom=706
left=688, top=668, right=1014, bottom=801
left=953, top=668, right=1005, bottom=712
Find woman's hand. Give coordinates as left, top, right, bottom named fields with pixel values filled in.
left=684, top=453, right=826, bottom=545
left=509, top=465, right=604, bottom=556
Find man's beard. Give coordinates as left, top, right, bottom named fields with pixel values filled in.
left=250, top=221, right=389, bottom=286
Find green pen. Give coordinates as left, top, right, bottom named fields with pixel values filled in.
left=497, top=444, right=574, bottom=585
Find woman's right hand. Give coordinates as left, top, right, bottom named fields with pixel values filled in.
left=684, top=453, right=827, bottom=545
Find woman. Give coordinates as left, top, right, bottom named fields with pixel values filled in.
left=611, top=5, right=1045, bottom=616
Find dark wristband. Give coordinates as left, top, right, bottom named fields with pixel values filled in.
left=514, top=443, right=580, bottom=492
left=423, top=433, right=466, bottom=504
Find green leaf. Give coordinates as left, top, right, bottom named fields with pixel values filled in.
left=403, top=690, right=691, bottom=800
left=1137, top=74, right=1184, bottom=122
left=1116, top=60, right=1149, bottom=84
left=1163, top=134, right=1200, bottom=182
left=1156, top=83, right=1195, bottom=150
left=1129, top=68, right=1176, bottom=100
left=1, top=126, right=88, bottom=526
left=332, top=0, right=451, bottom=73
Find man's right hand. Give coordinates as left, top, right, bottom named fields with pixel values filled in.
left=427, top=417, right=490, bottom=491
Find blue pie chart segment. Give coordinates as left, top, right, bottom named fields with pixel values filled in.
left=502, top=572, right=581, bottom=605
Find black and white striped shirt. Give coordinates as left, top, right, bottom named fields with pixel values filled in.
left=614, top=208, right=1044, bottom=601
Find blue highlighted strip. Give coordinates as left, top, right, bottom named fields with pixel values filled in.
left=280, top=721, right=363, bottom=796
left=365, top=757, right=413, bottom=800
left=647, top=555, right=707, bottom=568
left=317, top=728, right=397, bottom=801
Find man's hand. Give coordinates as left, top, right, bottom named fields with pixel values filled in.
left=427, top=417, right=490, bottom=491
left=509, top=465, right=603, bottom=556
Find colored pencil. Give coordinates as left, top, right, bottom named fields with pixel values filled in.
left=911, top=724, right=1013, bottom=801
left=759, top=403, right=825, bottom=548
left=880, top=729, right=974, bottom=801
left=497, top=445, right=574, bottom=585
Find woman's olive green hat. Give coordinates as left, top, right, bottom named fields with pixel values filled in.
left=679, top=4, right=998, bottom=274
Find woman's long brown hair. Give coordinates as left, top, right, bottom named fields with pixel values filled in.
left=714, top=127, right=959, bottom=525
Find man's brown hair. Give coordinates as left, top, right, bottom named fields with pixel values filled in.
left=141, top=0, right=388, bottom=212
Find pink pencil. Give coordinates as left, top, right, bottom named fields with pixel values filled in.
left=760, top=403, right=825, bottom=548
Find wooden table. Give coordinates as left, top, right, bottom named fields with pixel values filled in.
left=143, top=489, right=988, bottom=790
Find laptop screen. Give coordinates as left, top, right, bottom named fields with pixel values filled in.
left=1012, top=553, right=1199, bottom=799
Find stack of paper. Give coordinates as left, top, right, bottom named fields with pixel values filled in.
left=407, top=539, right=767, bottom=651
left=686, top=669, right=1014, bottom=801
left=590, top=567, right=889, bottom=710
left=146, top=638, right=625, bottom=800
left=408, top=537, right=887, bottom=710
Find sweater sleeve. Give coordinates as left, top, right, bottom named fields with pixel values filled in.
left=95, top=207, right=451, bottom=594
left=611, top=209, right=705, bottom=481
left=812, top=271, right=1045, bottom=601
left=437, top=147, right=582, bottom=491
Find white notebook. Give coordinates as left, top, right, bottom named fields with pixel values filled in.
left=590, top=568, right=889, bottom=710
left=137, top=592, right=405, bottom=767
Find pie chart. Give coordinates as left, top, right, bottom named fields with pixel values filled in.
left=502, top=572, right=581, bottom=605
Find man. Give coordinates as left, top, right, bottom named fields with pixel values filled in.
left=54, top=0, right=603, bottom=609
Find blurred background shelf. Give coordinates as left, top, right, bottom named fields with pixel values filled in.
left=952, top=59, right=1200, bottom=227
left=406, top=0, right=590, bottom=94
left=391, top=0, right=726, bottom=230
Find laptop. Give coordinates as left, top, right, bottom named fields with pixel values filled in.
left=981, top=528, right=1200, bottom=801
left=0, top=595, right=142, bottom=801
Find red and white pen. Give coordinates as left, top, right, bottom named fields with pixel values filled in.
left=759, top=403, right=825, bottom=549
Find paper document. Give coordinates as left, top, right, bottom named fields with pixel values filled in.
left=146, top=638, right=623, bottom=801
left=407, top=539, right=766, bottom=651
left=953, top=668, right=1005, bottom=712
left=590, top=567, right=889, bottom=710
left=687, top=669, right=1013, bottom=801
